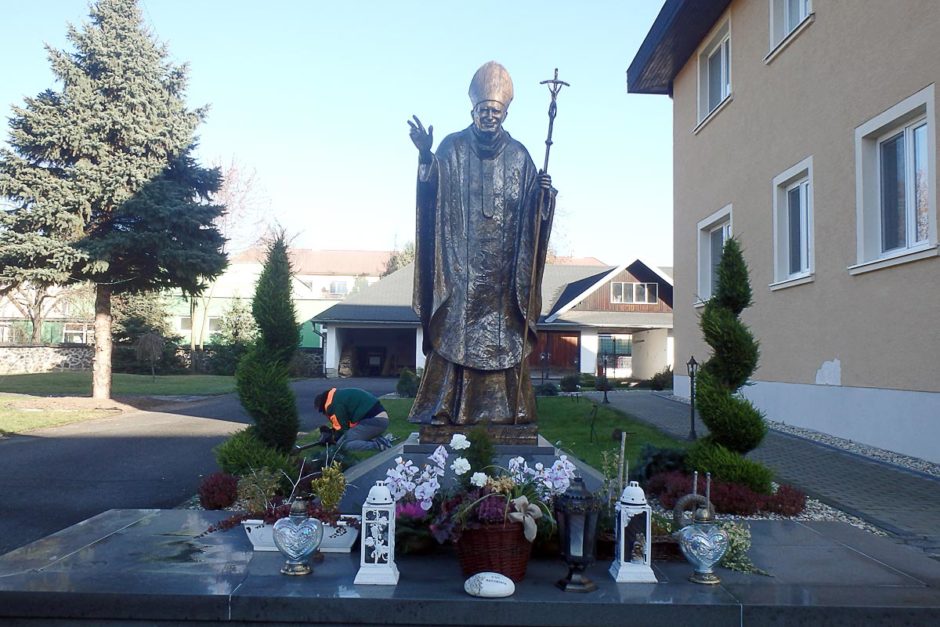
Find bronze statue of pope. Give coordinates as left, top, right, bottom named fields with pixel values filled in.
left=407, top=61, right=556, bottom=429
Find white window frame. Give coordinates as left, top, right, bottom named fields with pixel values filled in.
left=852, top=85, right=938, bottom=275
left=768, top=0, right=813, bottom=56
left=696, top=17, right=732, bottom=125
left=610, top=282, right=659, bottom=305
left=329, top=280, right=348, bottom=296
left=696, top=205, right=733, bottom=303
left=771, top=156, right=814, bottom=289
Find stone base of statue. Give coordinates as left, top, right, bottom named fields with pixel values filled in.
left=419, top=423, right=538, bottom=446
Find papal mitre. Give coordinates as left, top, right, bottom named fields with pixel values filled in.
left=468, top=61, right=514, bottom=108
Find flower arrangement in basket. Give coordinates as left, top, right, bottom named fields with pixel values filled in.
left=384, top=428, right=577, bottom=581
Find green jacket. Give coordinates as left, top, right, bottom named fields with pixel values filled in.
left=325, top=388, right=383, bottom=430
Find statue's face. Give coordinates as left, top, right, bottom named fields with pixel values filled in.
left=472, top=101, right=507, bottom=134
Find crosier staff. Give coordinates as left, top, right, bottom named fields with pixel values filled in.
left=516, top=68, right=569, bottom=423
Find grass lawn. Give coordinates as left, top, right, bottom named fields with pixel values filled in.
left=0, top=371, right=236, bottom=397
left=0, top=394, right=121, bottom=436
left=299, top=396, right=687, bottom=471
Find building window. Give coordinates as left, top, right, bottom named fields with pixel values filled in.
left=329, top=280, right=348, bottom=296
left=697, top=205, right=733, bottom=302
left=854, top=85, right=936, bottom=271
left=62, top=322, right=94, bottom=344
left=770, top=0, right=811, bottom=49
left=179, top=316, right=192, bottom=331
left=772, top=157, right=814, bottom=284
left=698, top=19, right=731, bottom=122
left=610, top=282, right=658, bottom=304
left=207, top=316, right=222, bottom=333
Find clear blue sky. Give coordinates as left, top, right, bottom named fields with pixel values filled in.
left=1, top=0, right=673, bottom=267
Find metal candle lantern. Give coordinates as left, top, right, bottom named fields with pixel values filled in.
left=608, top=481, right=657, bottom=583
left=354, top=480, right=399, bottom=585
left=554, top=477, right=600, bottom=592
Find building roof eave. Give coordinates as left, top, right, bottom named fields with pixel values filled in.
left=627, top=0, right=732, bottom=95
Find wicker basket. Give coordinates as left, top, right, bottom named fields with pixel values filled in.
left=455, top=522, right=532, bottom=582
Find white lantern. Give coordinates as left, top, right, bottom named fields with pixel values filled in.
left=354, top=480, right=399, bottom=585
left=609, top=481, right=657, bottom=583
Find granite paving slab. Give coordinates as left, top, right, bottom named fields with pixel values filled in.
left=1, top=510, right=939, bottom=625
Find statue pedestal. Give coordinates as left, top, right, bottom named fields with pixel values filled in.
left=418, top=423, right=538, bottom=446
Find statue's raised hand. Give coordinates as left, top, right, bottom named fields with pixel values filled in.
left=408, top=115, right=433, bottom=163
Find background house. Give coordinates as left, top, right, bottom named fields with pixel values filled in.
left=169, top=248, right=392, bottom=349
left=628, top=0, right=940, bottom=463
left=313, top=259, right=674, bottom=380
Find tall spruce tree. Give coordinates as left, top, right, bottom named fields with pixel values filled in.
left=0, top=0, right=226, bottom=398
left=236, top=232, right=300, bottom=451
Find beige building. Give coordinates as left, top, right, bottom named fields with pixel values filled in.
left=629, top=0, right=940, bottom=463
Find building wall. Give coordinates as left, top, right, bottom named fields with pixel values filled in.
left=631, top=328, right=673, bottom=380
left=670, top=0, right=940, bottom=457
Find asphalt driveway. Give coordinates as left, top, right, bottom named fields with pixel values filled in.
left=0, top=377, right=396, bottom=555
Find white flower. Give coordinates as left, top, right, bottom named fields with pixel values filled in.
left=451, top=457, right=471, bottom=475
left=470, top=472, right=488, bottom=487
left=449, top=434, right=471, bottom=450
left=429, top=445, right=449, bottom=467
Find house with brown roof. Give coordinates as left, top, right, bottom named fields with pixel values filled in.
left=312, top=260, right=674, bottom=379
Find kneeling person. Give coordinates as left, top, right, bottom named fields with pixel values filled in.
left=314, top=388, right=391, bottom=451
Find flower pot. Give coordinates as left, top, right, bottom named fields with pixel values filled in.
left=242, top=516, right=360, bottom=553
left=456, top=522, right=532, bottom=582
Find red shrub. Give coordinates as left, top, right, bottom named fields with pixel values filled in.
left=646, top=472, right=806, bottom=517
left=764, top=484, right=807, bottom=516
left=199, top=472, right=239, bottom=510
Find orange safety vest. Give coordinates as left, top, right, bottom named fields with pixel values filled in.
left=324, top=388, right=359, bottom=431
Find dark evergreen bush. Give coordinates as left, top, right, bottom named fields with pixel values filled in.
left=648, top=366, right=674, bottom=391
left=636, top=444, right=688, bottom=480
left=559, top=374, right=580, bottom=392
left=594, top=375, right=611, bottom=391
left=535, top=382, right=559, bottom=396
left=397, top=368, right=420, bottom=397
left=579, top=373, right=597, bottom=388
left=235, top=233, right=300, bottom=451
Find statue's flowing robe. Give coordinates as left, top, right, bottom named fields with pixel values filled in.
left=408, top=125, right=555, bottom=425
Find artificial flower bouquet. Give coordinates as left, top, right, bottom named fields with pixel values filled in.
left=384, top=429, right=577, bottom=544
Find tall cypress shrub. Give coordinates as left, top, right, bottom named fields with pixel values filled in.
left=236, top=233, right=300, bottom=451
left=689, top=238, right=771, bottom=493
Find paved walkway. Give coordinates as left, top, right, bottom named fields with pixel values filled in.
left=584, top=390, right=940, bottom=559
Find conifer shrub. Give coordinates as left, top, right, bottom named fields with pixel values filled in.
left=692, top=238, right=770, bottom=485
left=535, top=382, right=559, bottom=396
left=685, top=441, right=773, bottom=495
left=560, top=374, right=581, bottom=392
left=213, top=427, right=294, bottom=480
left=396, top=368, right=420, bottom=397
left=235, top=233, right=300, bottom=451
left=198, top=472, right=239, bottom=510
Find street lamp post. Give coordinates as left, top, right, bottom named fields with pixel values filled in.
left=686, top=356, right=698, bottom=440
left=602, top=356, right=610, bottom=405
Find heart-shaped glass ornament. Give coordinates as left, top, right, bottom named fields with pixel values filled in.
left=677, top=522, right=729, bottom=585
left=273, top=506, right=323, bottom=575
